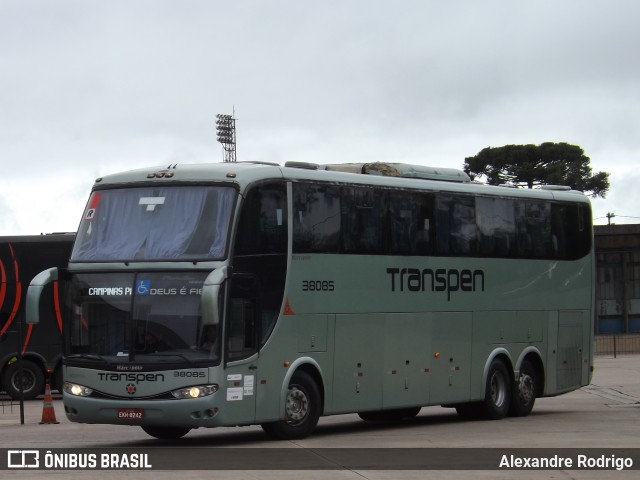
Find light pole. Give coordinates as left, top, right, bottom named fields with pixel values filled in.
left=216, top=113, right=236, bottom=162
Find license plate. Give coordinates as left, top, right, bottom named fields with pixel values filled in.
left=117, top=408, right=145, bottom=420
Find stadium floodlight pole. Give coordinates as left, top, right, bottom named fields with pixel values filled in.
left=215, top=112, right=237, bottom=162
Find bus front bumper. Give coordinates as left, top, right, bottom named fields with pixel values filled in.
left=63, top=392, right=224, bottom=428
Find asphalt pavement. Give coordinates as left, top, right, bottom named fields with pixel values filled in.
left=1, top=355, right=639, bottom=479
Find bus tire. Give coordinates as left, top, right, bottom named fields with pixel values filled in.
left=261, top=370, right=321, bottom=440
left=141, top=426, right=191, bottom=440
left=2, top=360, right=45, bottom=400
left=480, top=359, right=511, bottom=420
left=509, top=359, right=537, bottom=417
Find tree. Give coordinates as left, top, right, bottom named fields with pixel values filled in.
left=463, top=142, right=610, bottom=198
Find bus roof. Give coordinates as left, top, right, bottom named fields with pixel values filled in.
left=92, top=161, right=590, bottom=204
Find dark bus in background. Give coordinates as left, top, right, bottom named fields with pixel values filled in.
left=0, top=233, right=74, bottom=399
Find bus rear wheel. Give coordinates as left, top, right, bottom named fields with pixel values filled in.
left=479, top=359, right=511, bottom=420
left=510, top=359, right=537, bottom=417
left=141, top=426, right=191, bottom=440
left=261, top=371, right=321, bottom=440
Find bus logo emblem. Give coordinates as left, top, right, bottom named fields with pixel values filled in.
left=126, top=383, right=136, bottom=395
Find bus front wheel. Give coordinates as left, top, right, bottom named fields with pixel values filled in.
left=480, top=359, right=511, bottom=420
left=141, top=426, right=191, bottom=440
left=261, top=370, right=321, bottom=440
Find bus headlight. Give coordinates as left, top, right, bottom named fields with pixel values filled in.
left=171, top=384, right=218, bottom=399
left=63, top=382, right=94, bottom=397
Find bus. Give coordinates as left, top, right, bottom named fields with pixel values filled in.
left=1, top=233, right=74, bottom=399
left=26, top=161, right=594, bottom=440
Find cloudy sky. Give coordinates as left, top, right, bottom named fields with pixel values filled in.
left=1, top=0, right=639, bottom=235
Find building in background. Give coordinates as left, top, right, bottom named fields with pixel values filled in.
left=595, top=224, right=640, bottom=334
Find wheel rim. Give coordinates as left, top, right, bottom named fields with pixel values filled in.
left=518, top=373, right=535, bottom=405
left=490, top=370, right=507, bottom=408
left=285, top=385, right=309, bottom=424
left=12, top=370, right=35, bottom=392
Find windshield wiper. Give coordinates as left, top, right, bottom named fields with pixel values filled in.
left=66, top=353, right=113, bottom=366
left=137, top=352, right=197, bottom=366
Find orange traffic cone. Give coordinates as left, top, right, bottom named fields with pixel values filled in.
left=39, top=382, right=59, bottom=424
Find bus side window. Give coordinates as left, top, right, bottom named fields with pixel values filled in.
left=476, top=196, right=516, bottom=257
left=341, top=186, right=384, bottom=254
left=227, top=275, right=259, bottom=361
left=235, top=184, right=287, bottom=256
left=550, top=202, right=592, bottom=260
left=414, top=193, right=435, bottom=255
left=293, top=183, right=341, bottom=253
left=232, top=182, right=287, bottom=350
left=516, top=200, right=552, bottom=259
left=436, top=194, right=477, bottom=255
left=387, top=190, right=435, bottom=255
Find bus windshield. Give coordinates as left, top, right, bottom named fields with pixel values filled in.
left=71, top=185, right=236, bottom=262
left=64, top=272, right=220, bottom=366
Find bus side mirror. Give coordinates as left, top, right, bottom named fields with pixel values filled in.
left=202, top=267, right=228, bottom=326
left=26, top=267, right=59, bottom=325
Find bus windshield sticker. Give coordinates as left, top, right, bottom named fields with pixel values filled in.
left=139, top=196, right=165, bottom=212
left=85, top=192, right=101, bottom=220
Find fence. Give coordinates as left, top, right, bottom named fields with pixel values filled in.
left=594, top=334, right=640, bottom=357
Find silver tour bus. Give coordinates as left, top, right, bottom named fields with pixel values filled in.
left=26, top=161, right=594, bottom=440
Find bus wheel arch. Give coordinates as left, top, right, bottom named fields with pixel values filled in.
left=261, top=365, right=323, bottom=440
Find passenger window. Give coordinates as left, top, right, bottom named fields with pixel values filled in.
left=476, top=196, right=516, bottom=256
left=293, top=183, right=341, bottom=253
left=388, top=190, right=435, bottom=255
left=436, top=194, right=477, bottom=255
left=515, top=201, right=552, bottom=258
left=551, top=203, right=592, bottom=260
left=341, top=186, right=384, bottom=254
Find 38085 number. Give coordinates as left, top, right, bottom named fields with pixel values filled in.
left=302, top=280, right=335, bottom=292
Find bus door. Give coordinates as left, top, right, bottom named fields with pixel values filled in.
left=222, top=274, right=260, bottom=424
